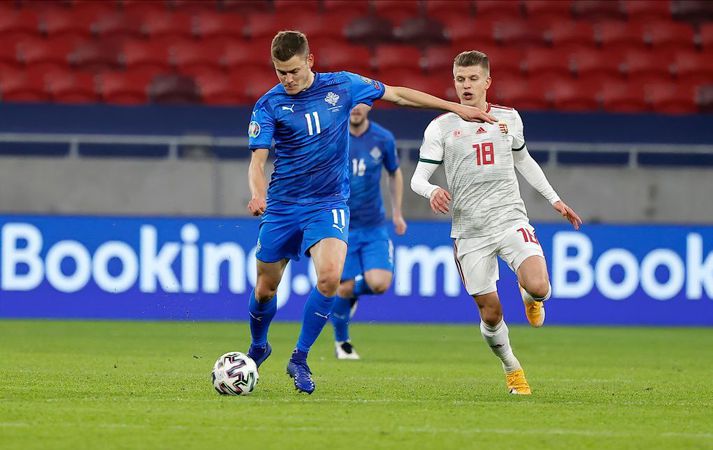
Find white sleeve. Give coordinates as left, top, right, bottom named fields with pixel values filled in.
left=511, top=109, right=526, bottom=151
left=513, top=147, right=560, bottom=205
left=410, top=120, right=445, bottom=199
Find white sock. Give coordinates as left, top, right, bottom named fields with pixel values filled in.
left=522, top=284, right=551, bottom=303
left=480, top=319, right=521, bottom=373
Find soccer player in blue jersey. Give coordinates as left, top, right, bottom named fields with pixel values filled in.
left=246, top=30, right=494, bottom=394
left=330, top=104, right=406, bottom=360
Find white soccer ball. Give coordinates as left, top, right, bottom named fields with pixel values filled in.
left=212, top=352, right=259, bottom=396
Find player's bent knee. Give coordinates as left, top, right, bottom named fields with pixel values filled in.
left=337, top=281, right=355, bottom=298
left=525, top=279, right=550, bottom=300
left=370, top=281, right=390, bottom=294
left=254, top=284, right=278, bottom=301
left=317, top=275, right=341, bottom=296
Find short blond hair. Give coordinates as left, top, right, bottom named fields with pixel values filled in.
left=453, top=50, right=490, bottom=75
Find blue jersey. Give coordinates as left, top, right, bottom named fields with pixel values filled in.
left=248, top=72, right=385, bottom=206
left=348, top=121, right=399, bottom=229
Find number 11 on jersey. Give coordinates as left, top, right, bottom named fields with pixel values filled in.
left=305, top=111, right=321, bottom=135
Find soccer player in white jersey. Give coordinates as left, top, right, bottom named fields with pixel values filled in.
left=410, top=51, right=582, bottom=395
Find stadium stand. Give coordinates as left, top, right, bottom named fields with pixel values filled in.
left=0, top=0, right=710, bottom=114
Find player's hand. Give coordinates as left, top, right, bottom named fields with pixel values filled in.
left=453, top=104, right=497, bottom=124
left=429, top=187, right=451, bottom=214
left=553, top=200, right=582, bottom=230
left=393, top=215, right=407, bottom=235
left=247, top=197, right=266, bottom=216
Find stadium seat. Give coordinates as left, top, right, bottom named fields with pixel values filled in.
left=441, top=14, right=495, bottom=47
left=0, top=8, right=39, bottom=41
left=422, top=45, right=459, bottom=72
left=394, top=17, right=448, bottom=47
left=0, top=68, right=49, bottom=102
left=373, top=0, right=422, bottom=24
left=549, top=78, right=600, bottom=111
left=423, top=0, right=473, bottom=22
left=245, top=12, right=280, bottom=40
left=374, top=45, right=422, bottom=73
left=493, top=18, right=544, bottom=47
left=594, top=20, right=646, bottom=49
left=696, top=84, right=713, bottom=112
left=568, top=46, right=620, bottom=79
left=642, top=20, right=696, bottom=51
left=140, top=10, right=194, bottom=40
left=194, top=71, right=249, bottom=105
left=194, top=11, right=245, bottom=40
left=222, top=39, right=272, bottom=71
left=600, top=81, right=647, bottom=112
left=171, top=40, right=224, bottom=74
left=98, top=70, right=153, bottom=104
left=118, top=0, right=166, bottom=17
left=272, top=11, right=353, bottom=41
left=524, top=0, right=573, bottom=22
left=474, top=0, right=523, bottom=21
left=490, top=78, right=549, bottom=110
left=241, top=68, right=279, bottom=102
left=701, top=24, right=713, bottom=50
left=671, top=0, right=713, bottom=25
left=273, top=0, right=321, bottom=12
left=621, top=0, right=672, bottom=21
left=315, top=43, right=372, bottom=73
left=119, top=39, right=172, bottom=73
left=672, top=50, right=713, bottom=86
left=572, top=0, right=625, bottom=20
left=645, top=81, right=697, bottom=114
left=166, top=0, right=216, bottom=12
left=345, top=16, right=395, bottom=47
left=148, top=74, right=201, bottom=104
left=543, top=21, right=596, bottom=48
left=17, top=36, right=77, bottom=72
left=486, top=47, right=526, bottom=77
left=69, top=41, right=121, bottom=72
left=39, top=8, right=93, bottom=40
left=46, top=70, right=97, bottom=103
left=91, top=12, right=143, bottom=40
left=522, top=48, right=572, bottom=77
left=621, top=49, right=672, bottom=83
left=322, top=0, right=370, bottom=17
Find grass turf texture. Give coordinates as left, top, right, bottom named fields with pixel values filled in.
left=1, top=320, right=712, bottom=450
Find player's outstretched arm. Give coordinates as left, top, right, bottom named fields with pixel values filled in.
left=553, top=200, right=582, bottom=230
left=381, top=85, right=496, bottom=124
left=247, top=148, right=269, bottom=216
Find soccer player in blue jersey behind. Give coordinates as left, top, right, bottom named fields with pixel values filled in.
left=330, top=104, right=406, bottom=360
left=246, top=30, right=494, bottom=394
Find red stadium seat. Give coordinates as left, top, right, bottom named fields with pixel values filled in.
left=524, top=0, right=573, bottom=21
left=551, top=79, right=600, bottom=111
left=140, top=10, right=194, bottom=40
left=424, top=0, right=473, bottom=22
left=0, top=8, right=39, bottom=40
left=219, top=0, right=273, bottom=12
left=395, top=16, right=448, bottom=47
left=345, top=16, right=395, bottom=47
left=493, top=18, right=544, bottom=47
left=696, top=85, right=713, bottom=112
left=194, top=11, right=245, bottom=40
left=39, top=8, right=93, bottom=40
left=241, top=68, right=279, bottom=102
left=442, top=14, right=495, bottom=47
left=594, top=20, right=645, bottom=49
left=223, top=40, right=272, bottom=71
left=600, top=81, right=647, bottom=112
left=572, top=0, right=625, bottom=20
left=120, top=39, right=172, bottom=72
left=91, top=12, right=143, bottom=40
left=522, top=48, right=572, bottom=77
left=621, top=49, right=672, bottom=83
left=701, top=24, right=713, bottom=50
left=245, top=12, right=279, bottom=40
left=69, top=41, right=121, bottom=72
left=644, top=81, right=697, bottom=114
left=486, top=47, right=526, bottom=77
left=422, top=46, right=459, bottom=73
left=98, top=70, right=153, bottom=104
left=374, top=45, right=422, bottom=73
left=543, top=21, right=595, bottom=48
left=568, top=46, right=621, bottom=78
left=474, top=0, right=523, bottom=21
left=0, top=68, right=49, bottom=102
left=148, top=73, right=200, bottom=104
left=373, top=0, right=421, bottom=24
left=171, top=40, right=224, bottom=74
left=621, top=0, right=672, bottom=21
left=17, top=36, right=78, bottom=71
left=274, top=0, right=321, bottom=11
left=671, top=0, right=713, bottom=25
left=642, top=20, right=696, bottom=51
left=672, top=50, right=713, bottom=86
left=490, top=78, right=549, bottom=110
left=194, top=71, right=249, bottom=105
left=272, top=11, right=353, bottom=41
left=316, top=43, right=372, bottom=73
left=46, top=70, right=97, bottom=103
left=118, top=0, right=165, bottom=17
left=322, top=0, right=370, bottom=17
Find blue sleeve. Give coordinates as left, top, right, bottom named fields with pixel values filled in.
left=343, top=71, right=385, bottom=108
left=382, top=132, right=399, bottom=173
left=248, top=99, right=275, bottom=150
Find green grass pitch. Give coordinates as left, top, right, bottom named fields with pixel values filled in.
left=1, top=320, right=712, bottom=450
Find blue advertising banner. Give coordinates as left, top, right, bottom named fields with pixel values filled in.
left=0, top=215, right=711, bottom=325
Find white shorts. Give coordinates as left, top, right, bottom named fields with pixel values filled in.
left=453, top=222, right=545, bottom=296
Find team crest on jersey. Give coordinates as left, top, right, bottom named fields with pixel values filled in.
left=325, top=92, right=339, bottom=106
left=370, top=146, right=382, bottom=160
left=499, top=123, right=509, bottom=134
left=248, top=121, right=260, bottom=138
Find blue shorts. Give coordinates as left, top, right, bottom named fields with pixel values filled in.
left=341, top=225, right=393, bottom=281
left=256, top=200, right=350, bottom=263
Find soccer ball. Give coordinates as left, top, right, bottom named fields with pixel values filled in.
left=212, top=352, right=259, bottom=396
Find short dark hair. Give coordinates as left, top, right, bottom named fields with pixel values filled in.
left=453, top=50, right=490, bottom=75
left=271, top=30, right=310, bottom=61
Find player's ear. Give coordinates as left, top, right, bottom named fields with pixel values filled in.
left=307, top=53, right=314, bottom=68
left=485, top=76, right=492, bottom=90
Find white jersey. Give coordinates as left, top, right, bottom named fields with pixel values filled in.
left=419, top=104, right=529, bottom=238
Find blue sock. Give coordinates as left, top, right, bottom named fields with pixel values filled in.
left=353, top=275, right=374, bottom=296
left=296, top=287, right=335, bottom=353
left=249, top=290, right=277, bottom=347
left=331, top=295, right=353, bottom=342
